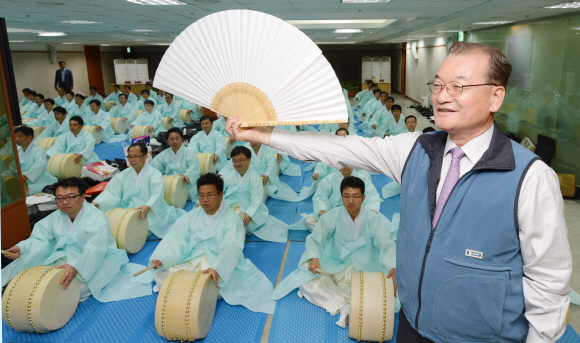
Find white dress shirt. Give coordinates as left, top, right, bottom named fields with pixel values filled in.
left=270, top=123, right=572, bottom=343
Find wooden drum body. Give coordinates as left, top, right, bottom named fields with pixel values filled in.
left=131, top=126, right=153, bottom=139
left=179, top=109, right=192, bottom=125
left=197, top=153, right=216, bottom=175
left=162, top=117, right=173, bottom=130
left=1, top=154, right=14, bottom=169
left=349, top=271, right=395, bottom=342
left=163, top=175, right=188, bottom=208
left=4, top=175, right=27, bottom=199
left=274, top=153, right=280, bottom=176
left=31, top=127, right=45, bottom=140
left=225, top=137, right=233, bottom=159
left=135, top=110, right=144, bottom=118
left=104, top=101, right=116, bottom=111
left=2, top=266, right=81, bottom=333
left=106, top=208, right=149, bottom=254
left=110, top=117, right=128, bottom=134
left=260, top=176, right=268, bottom=203
left=37, top=137, right=57, bottom=151
left=48, top=153, right=82, bottom=179
left=21, top=118, right=34, bottom=125
left=83, top=126, right=103, bottom=145
left=155, top=271, right=218, bottom=341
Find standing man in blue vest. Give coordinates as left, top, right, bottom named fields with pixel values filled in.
left=54, top=61, right=73, bottom=92
left=226, top=42, right=572, bottom=343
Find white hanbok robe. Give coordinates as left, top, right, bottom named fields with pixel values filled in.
left=108, top=102, right=137, bottom=124
left=17, top=144, right=57, bottom=195
left=1, top=202, right=152, bottom=302
left=150, top=145, right=201, bottom=199
left=187, top=129, right=228, bottom=171
left=146, top=201, right=276, bottom=314
left=272, top=206, right=399, bottom=315
left=81, top=109, right=117, bottom=143
left=34, top=118, right=70, bottom=143
left=130, top=109, right=165, bottom=136
left=222, top=167, right=288, bottom=242
left=158, top=101, right=184, bottom=127
left=46, top=130, right=100, bottom=165
left=93, top=164, right=186, bottom=238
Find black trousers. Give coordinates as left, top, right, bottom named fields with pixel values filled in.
left=397, top=310, right=435, bottom=343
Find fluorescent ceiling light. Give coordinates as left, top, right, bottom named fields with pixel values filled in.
left=571, top=27, right=580, bottom=30
left=438, top=30, right=462, bottom=33
left=38, top=32, right=66, bottom=36
left=7, top=28, right=42, bottom=33
left=473, top=21, right=514, bottom=25
left=147, top=42, right=172, bottom=45
left=58, top=20, right=102, bottom=24
left=9, top=40, right=34, bottom=43
left=335, top=36, right=349, bottom=39
left=127, top=0, right=187, bottom=5
left=129, top=29, right=159, bottom=32
left=342, top=0, right=391, bottom=3
left=315, top=41, right=356, bottom=44
left=288, top=19, right=395, bottom=30
left=101, top=44, right=121, bottom=46
left=334, top=29, right=363, bottom=33
left=134, top=39, right=148, bottom=41
left=545, top=2, right=580, bottom=8
left=62, top=42, right=82, bottom=44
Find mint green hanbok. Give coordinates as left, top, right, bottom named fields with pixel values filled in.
left=222, top=167, right=288, bottom=242
left=26, top=109, right=55, bottom=128
left=108, top=102, right=137, bottom=124
left=187, top=130, right=228, bottom=171
left=145, top=201, right=276, bottom=314
left=17, top=144, right=57, bottom=195
left=179, top=100, right=202, bottom=121
left=54, top=95, right=67, bottom=107
left=22, top=103, right=45, bottom=119
left=150, top=145, right=200, bottom=199
left=104, top=91, right=122, bottom=103
left=130, top=109, right=166, bottom=136
left=46, top=130, right=100, bottom=165
left=82, top=109, right=122, bottom=143
left=67, top=103, right=90, bottom=119
left=134, top=97, right=157, bottom=111
left=1, top=202, right=152, bottom=302
left=84, top=94, right=104, bottom=108
left=158, top=101, right=183, bottom=127
left=377, top=114, right=408, bottom=137
left=34, top=118, right=70, bottom=144
left=19, top=97, right=31, bottom=107
left=93, top=164, right=186, bottom=238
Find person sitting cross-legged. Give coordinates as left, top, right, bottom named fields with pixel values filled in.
left=272, top=176, right=398, bottom=327
left=187, top=115, right=228, bottom=171
left=145, top=173, right=276, bottom=314
left=46, top=115, right=100, bottom=165
left=129, top=99, right=165, bottom=136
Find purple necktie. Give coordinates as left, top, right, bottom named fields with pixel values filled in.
left=432, top=147, right=465, bottom=228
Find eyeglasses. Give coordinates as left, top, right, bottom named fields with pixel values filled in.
left=342, top=195, right=363, bottom=200
left=55, top=194, right=82, bottom=203
left=127, top=154, right=145, bottom=159
left=427, top=81, right=497, bottom=95
left=198, top=193, right=219, bottom=199
left=232, top=158, right=247, bottom=164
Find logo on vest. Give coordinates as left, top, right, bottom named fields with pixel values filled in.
left=465, top=249, right=483, bottom=259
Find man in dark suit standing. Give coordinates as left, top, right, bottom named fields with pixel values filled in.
left=54, top=61, right=73, bottom=92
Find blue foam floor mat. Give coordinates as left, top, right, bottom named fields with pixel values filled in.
left=267, top=198, right=298, bottom=225
left=269, top=242, right=399, bottom=343
left=2, top=242, right=285, bottom=343
left=94, top=141, right=128, bottom=161
left=279, top=174, right=303, bottom=193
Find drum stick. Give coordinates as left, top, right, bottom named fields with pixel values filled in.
left=133, top=265, right=155, bottom=277
left=1, top=250, right=12, bottom=255
left=315, top=268, right=330, bottom=276
left=316, top=268, right=339, bottom=286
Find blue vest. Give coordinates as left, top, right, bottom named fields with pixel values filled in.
left=397, top=123, right=540, bottom=342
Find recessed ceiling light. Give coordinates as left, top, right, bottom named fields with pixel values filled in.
left=334, top=29, right=363, bottom=33
left=315, top=41, right=357, bottom=44
left=473, top=21, right=514, bottom=25
left=342, top=0, right=391, bottom=3
left=129, top=29, right=159, bottom=32
left=38, top=32, right=66, bottom=36
left=62, top=42, right=82, bottom=44
left=335, top=36, right=349, bottom=39
left=9, top=40, right=34, bottom=43
left=288, top=19, right=394, bottom=29
left=127, top=0, right=187, bottom=4
left=58, top=20, right=102, bottom=24
left=545, top=2, right=580, bottom=8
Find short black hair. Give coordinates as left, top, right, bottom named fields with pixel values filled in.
left=75, top=93, right=85, bottom=100
left=113, top=84, right=120, bottom=89
left=66, top=91, right=75, bottom=97
left=197, top=173, right=224, bottom=193
left=391, top=104, right=402, bottom=112
left=335, top=128, right=349, bottom=135
left=231, top=146, right=251, bottom=160
left=165, top=92, right=173, bottom=98
left=167, top=127, right=184, bottom=138
left=89, top=99, right=101, bottom=107
left=340, top=176, right=365, bottom=195
left=44, top=98, right=55, bottom=105
left=386, top=96, right=395, bottom=103
left=145, top=82, right=153, bottom=87
left=144, top=99, right=155, bottom=106
left=128, top=142, right=148, bottom=155
left=371, top=83, right=378, bottom=88
left=118, top=93, right=127, bottom=100
left=405, top=115, right=417, bottom=123
left=55, top=177, right=88, bottom=196
left=124, top=85, right=131, bottom=90
left=58, top=61, right=65, bottom=65
left=200, top=115, right=213, bottom=123
left=422, top=126, right=436, bottom=133
left=27, top=90, right=37, bottom=97
left=140, top=89, right=150, bottom=95
left=89, top=86, right=97, bottom=91
left=15, top=126, right=34, bottom=137
left=69, top=115, right=84, bottom=126
left=22, top=88, right=31, bottom=93
left=373, top=89, right=382, bottom=95
left=366, top=80, right=373, bottom=84
left=53, top=106, right=67, bottom=115
left=35, top=93, right=45, bottom=100
left=380, top=92, right=388, bottom=97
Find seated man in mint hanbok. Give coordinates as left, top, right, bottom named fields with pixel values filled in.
left=14, top=126, right=57, bottom=195
left=62, top=91, right=76, bottom=114
left=92, top=143, right=186, bottom=238
left=54, top=87, right=67, bottom=106
left=84, top=86, right=104, bottom=108
left=187, top=115, right=228, bottom=171
left=46, top=116, right=100, bottom=165
left=83, top=99, right=117, bottom=143
left=145, top=82, right=157, bottom=99
left=179, top=99, right=202, bottom=121
left=358, top=88, right=382, bottom=124
left=353, top=83, right=378, bottom=120
left=318, top=119, right=355, bottom=136
left=21, top=93, right=45, bottom=119
left=34, top=106, right=70, bottom=143
left=19, top=90, right=36, bottom=115
left=103, top=84, right=122, bottom=104
left=24, top=98, right=55, bottom=128
left=221, top=146, right=288, bottom=243
left=361, top=93, right=391, bottom=134
left=123, top=85, right=138, bottom=105
left=130, top=100, right=166, bottom=136
left=379, top=105, right=408, bottom=137
left=150, top=128, right=201, bottom=199
left=146, top=173, right=276, bottom=314
left=19, top=88, right=32, bottom=107
left=158, top=92, right=184, bottom=128
left=273, top=176, right=398, bottom=327
left=2, top=177, right=152, bottom=303
left=351, top=80, right=374, bottom=112
left=67, top=93, right=90, bottom=118
left=134, top=89, right=157, bottom=111
left=108, top=93, right=137, bottom=125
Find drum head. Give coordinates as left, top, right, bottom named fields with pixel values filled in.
left=225, top=137, right=233, bottom=159
left=162, top=117, right=173, bottom=130
left=197, top=153, right=216, bottom=175
left=62, top=154, right=83, bottom=178
left=38, top=137, right=56, bottom=151
left=4, top=176, right=21, bottom=201
left=163, top=175, right=188, bottom=209
left=111, top=118, right=127, bottom=134
left=179, top=110, right=192, bottom=125
left=107, top=208, right=148, bottom=254
left=32, top=127, right=45, bottom=140
left=1, top=154, right=14, bottom=169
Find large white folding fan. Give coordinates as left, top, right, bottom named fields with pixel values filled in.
left=154, top=10, right=347, bottom=127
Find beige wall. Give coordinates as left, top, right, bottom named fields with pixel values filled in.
left=100, top=51, right=125, bottom=96
left=405, top=37, right=448, bottom=103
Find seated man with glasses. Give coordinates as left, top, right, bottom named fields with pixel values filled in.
left=92, top=142, right=186, bottom=238
left=146, top=173, right=276, bottom=314
left=2, top=177, right=152, bottom=303
left=46, top=115, right=100, bottom=165
left=221, top=146, right=288, bottom=242
left=150, top=127, right=201, bottom=199
left=273, top=176, right=398, bottom=328
left=187, top=115, right=228, bottom=171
